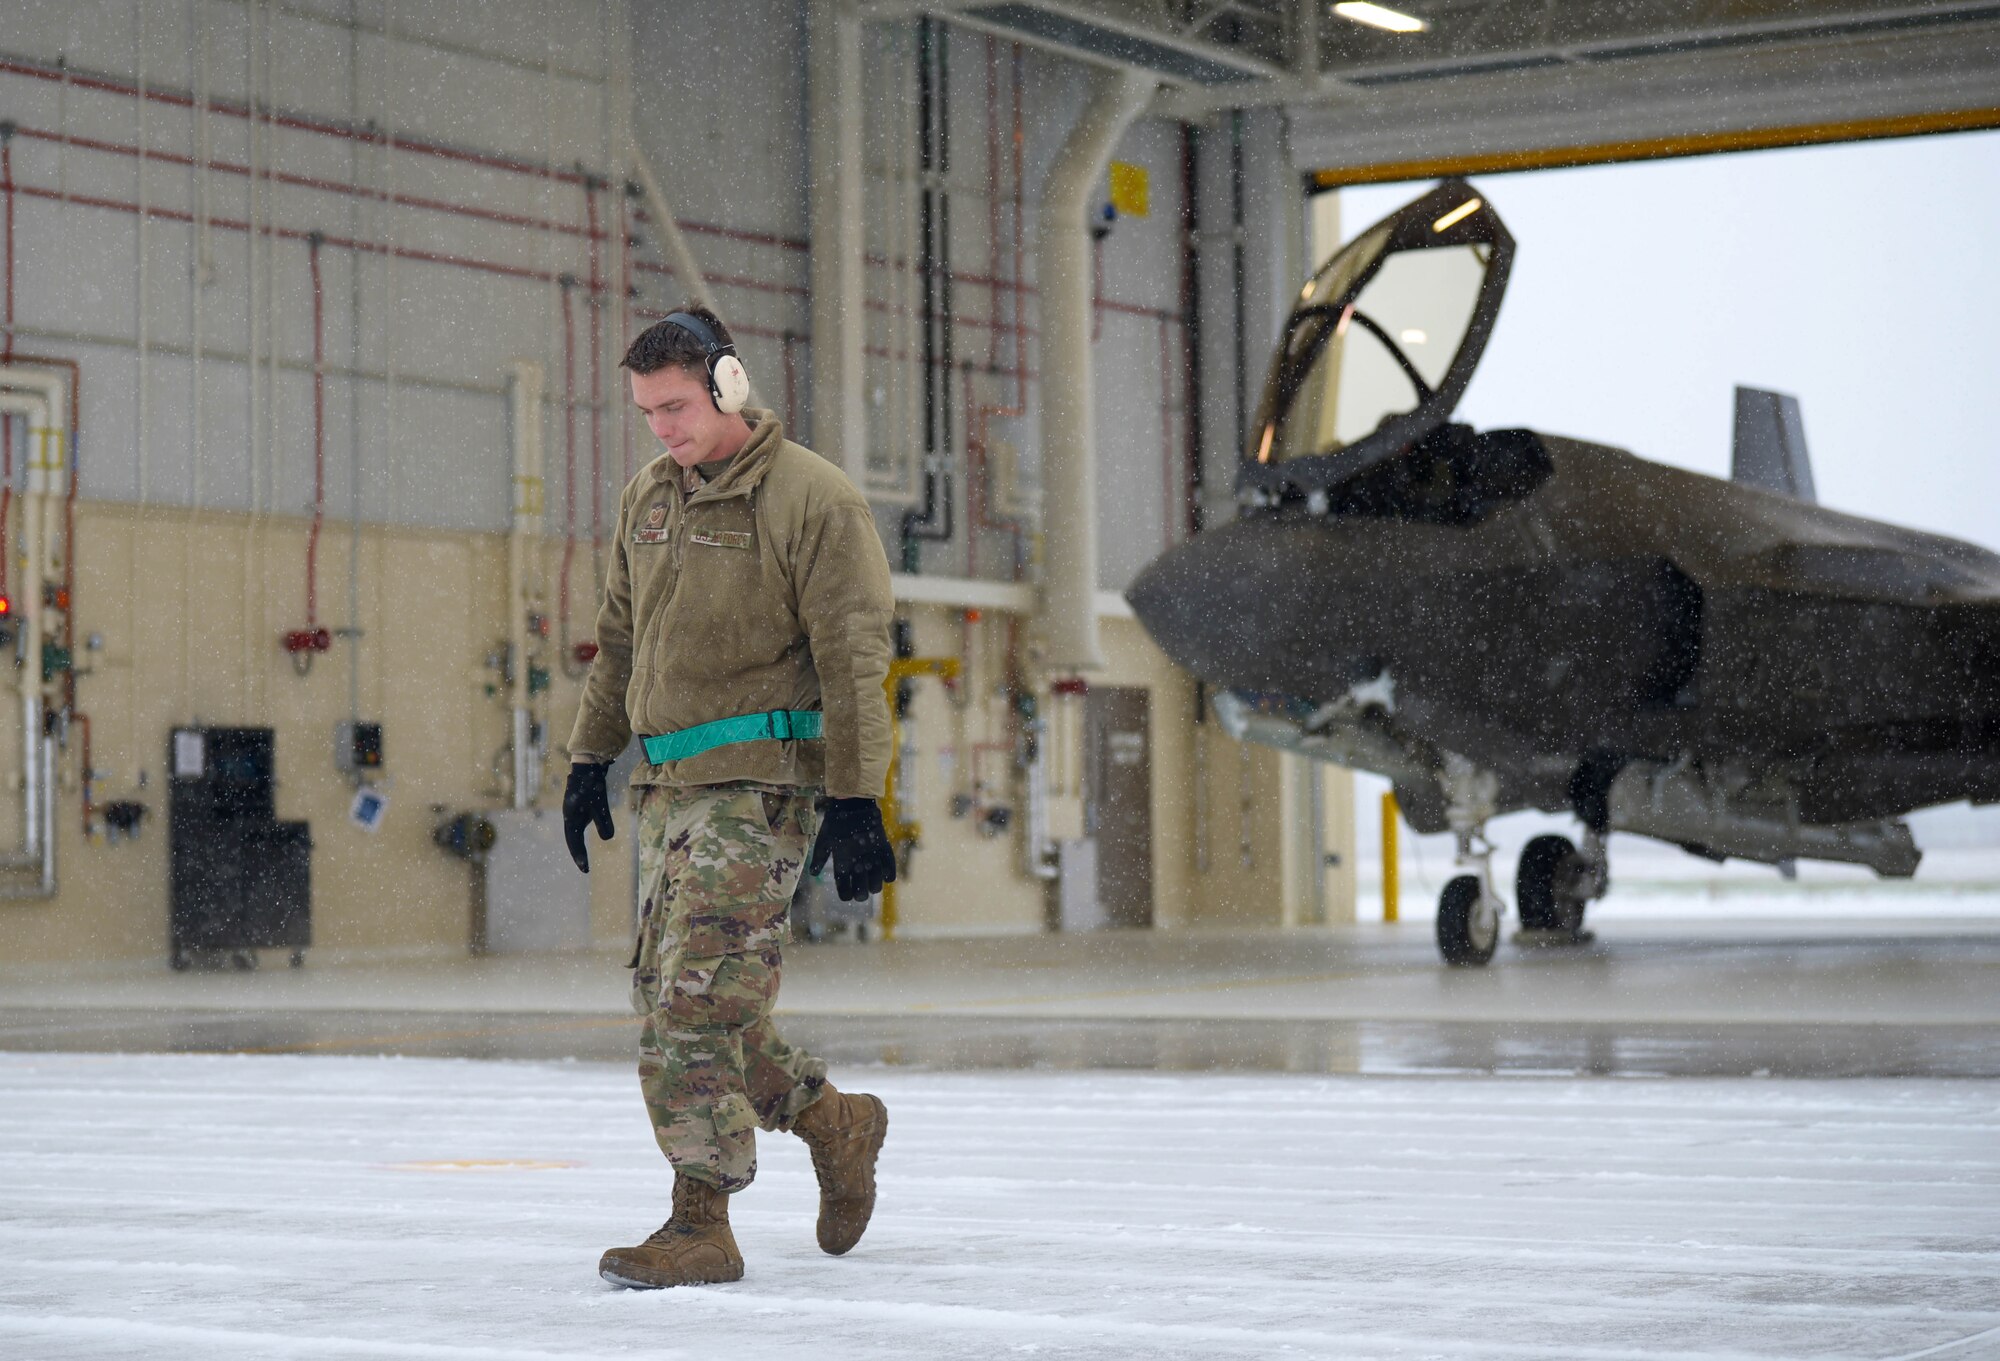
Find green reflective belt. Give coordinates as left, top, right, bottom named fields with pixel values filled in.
left=641, top=710, right=823, bottom=765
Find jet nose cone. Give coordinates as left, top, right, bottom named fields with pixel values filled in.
left=1129, top=531, right=1259, bottom=683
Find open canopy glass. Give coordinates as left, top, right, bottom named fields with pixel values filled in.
left=1242, top=179, right=1514, bottom=498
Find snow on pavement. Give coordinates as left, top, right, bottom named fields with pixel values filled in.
left=1, top=1053, right=1996, bottom=1360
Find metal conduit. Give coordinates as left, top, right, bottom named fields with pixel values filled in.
left=1036, top=64, right=1154, bottom=672
left=0, top=363, right=68, bottom=897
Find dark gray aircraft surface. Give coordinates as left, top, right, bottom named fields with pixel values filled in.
left=1128, top=179, right=2000, bottom=965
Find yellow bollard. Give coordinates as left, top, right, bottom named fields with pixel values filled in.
left=1381, top=790, right=1400, bottom=923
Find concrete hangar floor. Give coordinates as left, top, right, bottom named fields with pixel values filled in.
left=3, top=900, right=1997, bottom=1360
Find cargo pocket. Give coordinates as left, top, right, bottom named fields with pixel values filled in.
left=684, top=788, right=790, bottom=958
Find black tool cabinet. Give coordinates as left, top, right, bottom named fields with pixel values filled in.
left=167, top=727, right=312, bottom=970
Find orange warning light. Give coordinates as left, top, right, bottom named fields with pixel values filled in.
left=0, top=596, right=11, bottom=617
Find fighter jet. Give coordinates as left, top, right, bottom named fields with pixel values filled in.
left=1127, top=179, right=2000, bottom=965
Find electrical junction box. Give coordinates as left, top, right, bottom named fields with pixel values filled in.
left=335, top=720, right=383, bottom=773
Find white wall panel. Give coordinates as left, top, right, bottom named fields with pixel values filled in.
left=0, top=0, right=626, bottom=540
left=1, top=0, right=1297, bottom=594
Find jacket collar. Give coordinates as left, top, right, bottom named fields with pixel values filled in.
left=641, top=408, right=783, bottom=502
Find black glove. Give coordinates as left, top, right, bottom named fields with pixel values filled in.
left=562, top=762, right=615, bottom=873
left=809, top=797, right=898, bottom=903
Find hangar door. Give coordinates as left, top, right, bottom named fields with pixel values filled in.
left=1086, top=687, right=1154, bottom=928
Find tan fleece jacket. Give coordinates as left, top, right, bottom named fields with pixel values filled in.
left=567, top=410, right=896, bottom=800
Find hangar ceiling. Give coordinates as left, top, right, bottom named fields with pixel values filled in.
left=869, top=1, right=2000, bottom=179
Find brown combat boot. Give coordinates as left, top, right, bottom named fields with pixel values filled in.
left=792, top=1083, right=888, bottom=1255
left=598, top=1172, right=744, bottom=1288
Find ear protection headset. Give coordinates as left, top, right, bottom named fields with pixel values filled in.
left=663, top=311, right=751, bottom=415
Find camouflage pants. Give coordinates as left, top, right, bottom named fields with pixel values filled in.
left=629, top=781, right=828, bottom=1192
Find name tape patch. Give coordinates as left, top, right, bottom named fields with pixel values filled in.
left=691, top=530, right=753, bottom=550
left=633, top=504, right=670, bottom=544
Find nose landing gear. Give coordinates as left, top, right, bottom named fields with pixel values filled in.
left=1436, top=873, right=1501, bottom=966
left=1434, top=757, right=1505, bottom=967
left=1430, top=758, right=1608, bottom=966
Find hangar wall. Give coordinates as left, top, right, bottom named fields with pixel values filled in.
left=0, top=0, right=1351, bottom=965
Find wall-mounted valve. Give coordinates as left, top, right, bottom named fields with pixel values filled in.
left=100, top=800, right=146, bottom=843
left=283, top=628, right=332, bottom=676
left=432, top=810, right=498, bottom=864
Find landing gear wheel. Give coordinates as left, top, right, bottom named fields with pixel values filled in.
left=1517, top=834, right=1588, bottom=934
left=289, top=950, right=305, bottom=969
left=169, top=948, right=190, bottom=972
left=1436, top=874, right=1499, bottom=967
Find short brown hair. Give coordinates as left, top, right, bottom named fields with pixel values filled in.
left=622, top=304, right=734, bottom=379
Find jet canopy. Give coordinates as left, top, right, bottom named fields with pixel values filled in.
left=1240, top=179, right=1513, bottom=500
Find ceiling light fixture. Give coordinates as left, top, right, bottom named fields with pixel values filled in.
left=1333, top=2, right=1428, bottom=35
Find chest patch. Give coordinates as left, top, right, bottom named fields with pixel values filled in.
left=691, top=529, right=753, bottom=550
left=632, top=504, right=670, bottom=544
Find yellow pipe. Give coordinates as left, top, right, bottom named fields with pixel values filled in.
left=878, top=656, right=960, bottom=941
left=1381, top=790, right=1400, bottom=924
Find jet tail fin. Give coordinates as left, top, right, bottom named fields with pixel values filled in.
left=1731, top=386, right=1817, bottom=503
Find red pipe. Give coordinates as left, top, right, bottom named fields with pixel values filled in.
left=4, top=66, right=1186, bottom=339
left=1013, top=43, right=1029, bottom=412
left=1180, top=128, right=1202, bottom=541
left=0, top=416, right=11, bottom=601
left=964, top=363, right=980, bottom=576
left=0, top=55, right=588, bottom=186
left=987, top=38, right=1003, bottom=374
left=620, top=189, right=635, bottom=485
left=558, top=279, right=578, bottom=648
left=2, top=134, right=13, bottom=600
left=8, top=122, right=611, bottom=243
left=2, top=135, right=13, bottom=360
left=781, top=332, right=798, bottom=432
left=75, top=710, right=91, bottom=837
left=585, top=184, right=603, bottom=566
left=639, top=238, right=1173, bottom=325
left=306, top=235, right=325, bottom=626
left=12, top=116, right=1186, bottom=328
left=640, top=212, right=806, bottom=255
left=11, top=181, right=561, bottom=287
left=962, top=43, right=1032, bottom=581
left=1159, top=315, right=1176, bottom=554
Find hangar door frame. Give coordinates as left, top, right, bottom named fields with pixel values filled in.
left=1303, top=107, right=2000, bottom=193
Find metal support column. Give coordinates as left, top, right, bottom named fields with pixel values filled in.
left=808, top=0, right=868, bottom=479
left=1037, top=64, right=1154, bottom=671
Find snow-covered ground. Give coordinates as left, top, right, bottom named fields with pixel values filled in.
left=2, top=1053, right=1996, bottom=1360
